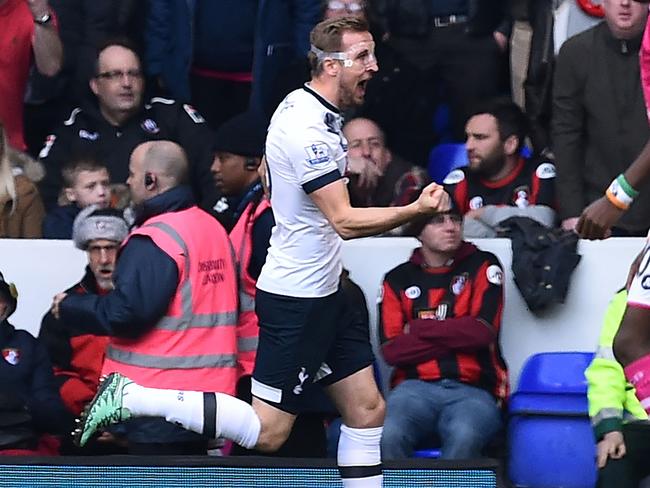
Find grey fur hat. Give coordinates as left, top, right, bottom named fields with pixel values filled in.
left=72, top=205, right=129, bottom=250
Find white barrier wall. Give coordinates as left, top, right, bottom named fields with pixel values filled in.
left=0, top=237, right=645, bottom=391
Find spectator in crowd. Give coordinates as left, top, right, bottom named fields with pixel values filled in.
left=443, top=99, right=556, bottom=237
left=209, top=111, right=272, bottom=234
left=40, top=206, right=128, bottom=417
left=0, top=271, right=72, bottom=455
left=362, top=0, right=510, bottom=164
left=53, top=140, right=239, bottom=455
left=576, top=1, right=650, bottom=239
left=38, top=38, right=217, bottom=211
left=586, top=288, right=650, bottom=487
left=521, top=0, right=554, bottom=156
left=552, top=0, right=650, bottom=237
left=42, top=159, right=111, bottom=239
left=0, top=122, right=45, bottom=238
left=343, top=117, right=429, bottom=235
left=144, top=0, right=321, bottom=124
left=23, top=0, right=147, bottom=157
left=0, top=0, right=62, bottom=152
left=211, top=111, right=332, bottom=457
left=379, top=206, right=508, bottom=460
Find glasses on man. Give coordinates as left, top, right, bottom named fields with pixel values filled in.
left=95, top=69, right=143, bottom=82
left=310, top=41, right=377, bottom=70
left=328, top=1, right=364, bottom=13
left=429, top=213, right=463, bottom=225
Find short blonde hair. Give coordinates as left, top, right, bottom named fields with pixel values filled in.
left=308, top=16, right=369, bottom=76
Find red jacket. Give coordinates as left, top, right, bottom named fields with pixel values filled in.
left=380, top=242, right=509, bottom=403
left=39, top=267, right=110, bottom=415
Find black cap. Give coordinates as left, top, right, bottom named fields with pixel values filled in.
left=0, top=272, right=17, bottom=320
left=213, top=111, right=267, bottom=158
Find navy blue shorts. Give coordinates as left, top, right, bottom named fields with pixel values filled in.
left=251, top=286, right=374, bottom=414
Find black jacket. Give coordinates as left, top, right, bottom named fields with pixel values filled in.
left=0, top=320, right=72, bottom=437
left=551, top=22, right=650, bottom=230
left=374, top=0, right=509, bottom=39
left=38, top=98, right=217, bottom=210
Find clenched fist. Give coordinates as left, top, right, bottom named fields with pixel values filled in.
left=416, top=182, right=451, bottom=215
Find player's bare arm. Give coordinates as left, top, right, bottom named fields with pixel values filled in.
left=310, top=179, right=450, bottom=239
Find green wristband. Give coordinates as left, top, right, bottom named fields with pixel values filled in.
left=616, top=174, right=640, bottom=199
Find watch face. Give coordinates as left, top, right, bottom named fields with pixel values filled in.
left=35, top=13, right=51, bottom=24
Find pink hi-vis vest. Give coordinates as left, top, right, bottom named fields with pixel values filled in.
left=641, top=14, right=650, bottom=122
left=229, top=197, right=271, bottom=377
left=102, top=206, right=239, bottom=395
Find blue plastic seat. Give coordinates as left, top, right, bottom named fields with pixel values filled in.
left=427, top=143, right=468, bottom=183
left=508, top=351, right=597, bottom=488
left=412, top=448, right=441, bottom=459
left=517, top=351, right=594, bottom=395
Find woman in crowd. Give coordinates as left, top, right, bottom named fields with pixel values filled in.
left=0, top=122, right=45, bottom=238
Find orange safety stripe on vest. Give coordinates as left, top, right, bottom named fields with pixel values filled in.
left=102, top=206, right=239, bottom=394
left=229, top=197, right=271, bottom=376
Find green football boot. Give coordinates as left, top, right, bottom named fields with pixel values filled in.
left=73, top=372, right=133, bottom=447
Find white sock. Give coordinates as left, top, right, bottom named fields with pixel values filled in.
left=338, top=424, right=383, bottom=488
left=122, top=384, right=260, bottom=448
left=212, top=392, right=261, bottom=449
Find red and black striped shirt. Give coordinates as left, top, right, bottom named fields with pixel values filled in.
left=380, top=242, right=509, bottom=403
left=443, top=157, right=557, bottom=214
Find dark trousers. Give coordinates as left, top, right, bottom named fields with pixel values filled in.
left=598, top=422, right=650, bottom=488
left=190, top=74, right=252, bottom=130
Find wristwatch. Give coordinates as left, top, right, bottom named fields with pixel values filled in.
left=34, top=12, right=52, bottom=25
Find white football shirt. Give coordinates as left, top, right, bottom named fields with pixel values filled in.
left=256, top=85, right=348, bottom=298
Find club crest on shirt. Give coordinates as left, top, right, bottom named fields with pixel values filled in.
left=141, top=118, right=160, bottom=134
left=324, top=113, right=342, bottom=135
left=536, top=162, right=556, bottom=179
left=469, top=196, right=483, bottom=210
left=304, top=142, right=330, bottom=165
left=79, top=129, right=99, bottom=141
left=405, top=285, right=421, bottom=300
left=2, top=348, right=20, bottom=365
left=450, top=273, right=468, bottom=295
left=487, top=264, right=504, bottom=286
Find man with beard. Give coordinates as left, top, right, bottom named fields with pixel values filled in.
left=73, top=17, right=450, bottom=488
left=443, top=99, right=557, bottom=238
left=39, top=206, right=128, bottom=417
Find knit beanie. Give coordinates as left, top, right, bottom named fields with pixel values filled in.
left=213, top=111, right=267, bottom=157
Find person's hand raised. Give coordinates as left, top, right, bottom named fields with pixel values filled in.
left=416, top=183, right=451, bottom=215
